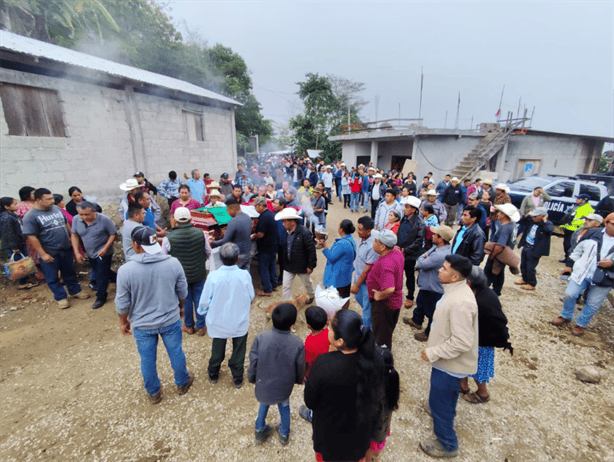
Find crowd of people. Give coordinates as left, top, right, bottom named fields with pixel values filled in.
left=1, top=155, right=613, bottom=461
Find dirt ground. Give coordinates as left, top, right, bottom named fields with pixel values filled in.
left=1, top=200, right=613, bottom=462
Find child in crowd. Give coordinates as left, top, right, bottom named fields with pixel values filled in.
left=367, top=347, right=400, bottom=462
left=304, top=306, right=330, bottom=382
left=248, top=303, right=305, bottom=446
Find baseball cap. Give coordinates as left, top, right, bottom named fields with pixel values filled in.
left=372, top=229, right=397, bottom=247
left=174, top=207, right=191, bottom=223
left=529, top=207, right=548, bottom=217
left=576, top=194, right=591, bottom=201
left=431, top=225, right=455, bottom=242
left=131, top=226, right=162, bottom=254
left=221, top=172, right=229, bottom=179
left=585, top=213, right=603, bottom=224
left=134, top=171, right=145, bottom=178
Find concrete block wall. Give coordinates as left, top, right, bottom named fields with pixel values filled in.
left=505, top=135, right=587, bottom=180
left=1, top=68, right=237, bottom=203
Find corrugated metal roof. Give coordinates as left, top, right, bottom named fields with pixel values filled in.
left=0, top=30, right=241, bottom=107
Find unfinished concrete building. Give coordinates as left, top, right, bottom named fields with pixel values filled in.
left=0, top=31, right=240, bottom=200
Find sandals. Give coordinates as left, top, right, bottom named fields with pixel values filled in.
left=404, top=299, right=414, bottom=309
left=459, top=386, right=470, bottom=395
left=256, top=292, right=272, bottom=297
left=550, top=316, right=571, bottom=327
left=462, top=392, right=490, bottom=404
left=514, top=280, right=527, bottom=285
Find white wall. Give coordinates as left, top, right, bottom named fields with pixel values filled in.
left=0, top=68, right=237, bottom=201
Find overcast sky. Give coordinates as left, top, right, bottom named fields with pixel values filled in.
left=167, top=1, right=613, bottom=142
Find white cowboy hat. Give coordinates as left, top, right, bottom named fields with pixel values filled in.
left=404, top=196, right=422, bottom=209
left=275, top=208, right=302, bottom=221
left=427, top=190, right=438, bottom=196
left=495, top=203, right=521, bottom=222
left=119, top=178, right=142, bottom=191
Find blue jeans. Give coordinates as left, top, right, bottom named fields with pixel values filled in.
left=89, top=254, right=112, bottom=299
left=39, top=247, right=82, bottom=301
left=429, top=367, right=461, bottom=452
left=363, top=192, right=370, bottom=211
left=561, top=278, right=611, bottom=327
left=258, top=251, right=278, bottom=293
left=350, top=192, right=360, bottom=211
left=184, top=279, right=206, bottom=329
left=355, top=281, right=372, bottom=329
left=133, top=319, right=189, bottom=396
left=255, top=399, right=290, bottom=436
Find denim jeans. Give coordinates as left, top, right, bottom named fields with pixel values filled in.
left=429, top=367, right=461, bottom=452
left=520, top=247, right=540, bottom=287
left=258, top=251, right=278, bottom=293
left=133, top=319, right=190, bottom=396
left=184, top=279, right=206, bottom=329
left=39, top=247, right=82, bottom=300
left=89, top=254, right=113, bottom=300
left=561, top=278, right=611, bottom=327
left=255, top=399, right=290, bottom=436
left=354, top=281, right=372, bottom=329
left=363, top=192, right=370, bottom=211
left=350, top=192, right=360, bottom=211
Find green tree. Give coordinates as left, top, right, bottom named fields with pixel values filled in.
left=289, top=73, right=365, bottom=163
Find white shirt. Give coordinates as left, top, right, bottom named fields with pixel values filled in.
left=372, top=182, right=381, bottom=201
left=601, top=229, right=614, bottom=260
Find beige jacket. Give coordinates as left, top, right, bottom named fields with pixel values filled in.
left=425, top=280, right=478, bottom=375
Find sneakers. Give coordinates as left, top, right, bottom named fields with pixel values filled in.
left=149, top=390, right=162, bottom=405
left=419, top=436, right=458, bottom=458
left=57, top=298, right=71, bottom=309
left=277, top=424, right=289, bottom=445
left=177, top=373, right=194, bottom=395
left=255, top=424, right=273, bottom=445
left=72, top=291, right=90, bottom=300
left=414, top=332, right=429, bottom=342
left=233, top=376, right=244, bottom=388
left=403, top=317, right=422, bottom=330
left=208, top=372, right=219, bottom=384
left=92, top=298, right=106, bottom=309
left=299, top=405, right=313, bottom=423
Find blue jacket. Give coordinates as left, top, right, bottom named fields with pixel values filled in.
left=322, top=234, right=357, bottom=288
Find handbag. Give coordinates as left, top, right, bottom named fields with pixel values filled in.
left=591, top=267, right=614, bottom=287
left=7, top=252, right=36, bottom=281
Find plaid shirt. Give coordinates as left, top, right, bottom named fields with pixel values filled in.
left=158, top=178, right=182, bottom=199
left=236, top=176, right=252, bottom=188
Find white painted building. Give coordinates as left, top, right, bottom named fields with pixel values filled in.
left=330, top=122, right=613, bottom=183
left=0, top=31, right=240, bottom=200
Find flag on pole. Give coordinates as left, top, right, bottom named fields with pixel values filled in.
left=495, top=108, right=501, bottom=117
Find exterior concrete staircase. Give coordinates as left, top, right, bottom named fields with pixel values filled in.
left=450, top=125, right=517, bottom=181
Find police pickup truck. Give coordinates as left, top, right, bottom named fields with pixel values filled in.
left=507, top=176, right=608, bottom=225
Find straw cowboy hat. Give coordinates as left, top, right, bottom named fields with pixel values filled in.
left=275, top=208, right=302, bottom=221
left=495, top=203, right=521, bottom=222
left=119, top=178, right=142, bottom=191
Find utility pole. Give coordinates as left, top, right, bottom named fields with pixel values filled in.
left=398, top=103, right=401, bottom=126
left=375, top=94, right=379, bottom=124
left=455, top=92, right=460, bottom=129
left=418, top=66, right=424, bottom=126
left=445, top=110, right=448, bottom=129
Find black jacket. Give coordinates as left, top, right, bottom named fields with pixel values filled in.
left=451, top=223, right=486, bottom=265
left=475, top=287, right=513, bottom=353
left=518, top=220, right=554, bottom=258
left=286, top=167, right=304, bottom=183
left=442, top=184, right=463, bottom=206
left=0, top=211, right=25, bottom=257
left=397, top=214, right=425, bottom=260
left=279, top=223, right=317, bottom=273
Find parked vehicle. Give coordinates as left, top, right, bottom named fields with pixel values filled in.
left=507, top=175, right=607, bottom=225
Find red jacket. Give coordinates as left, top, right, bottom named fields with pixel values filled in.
left=349, top=177, right=362, bottom=193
